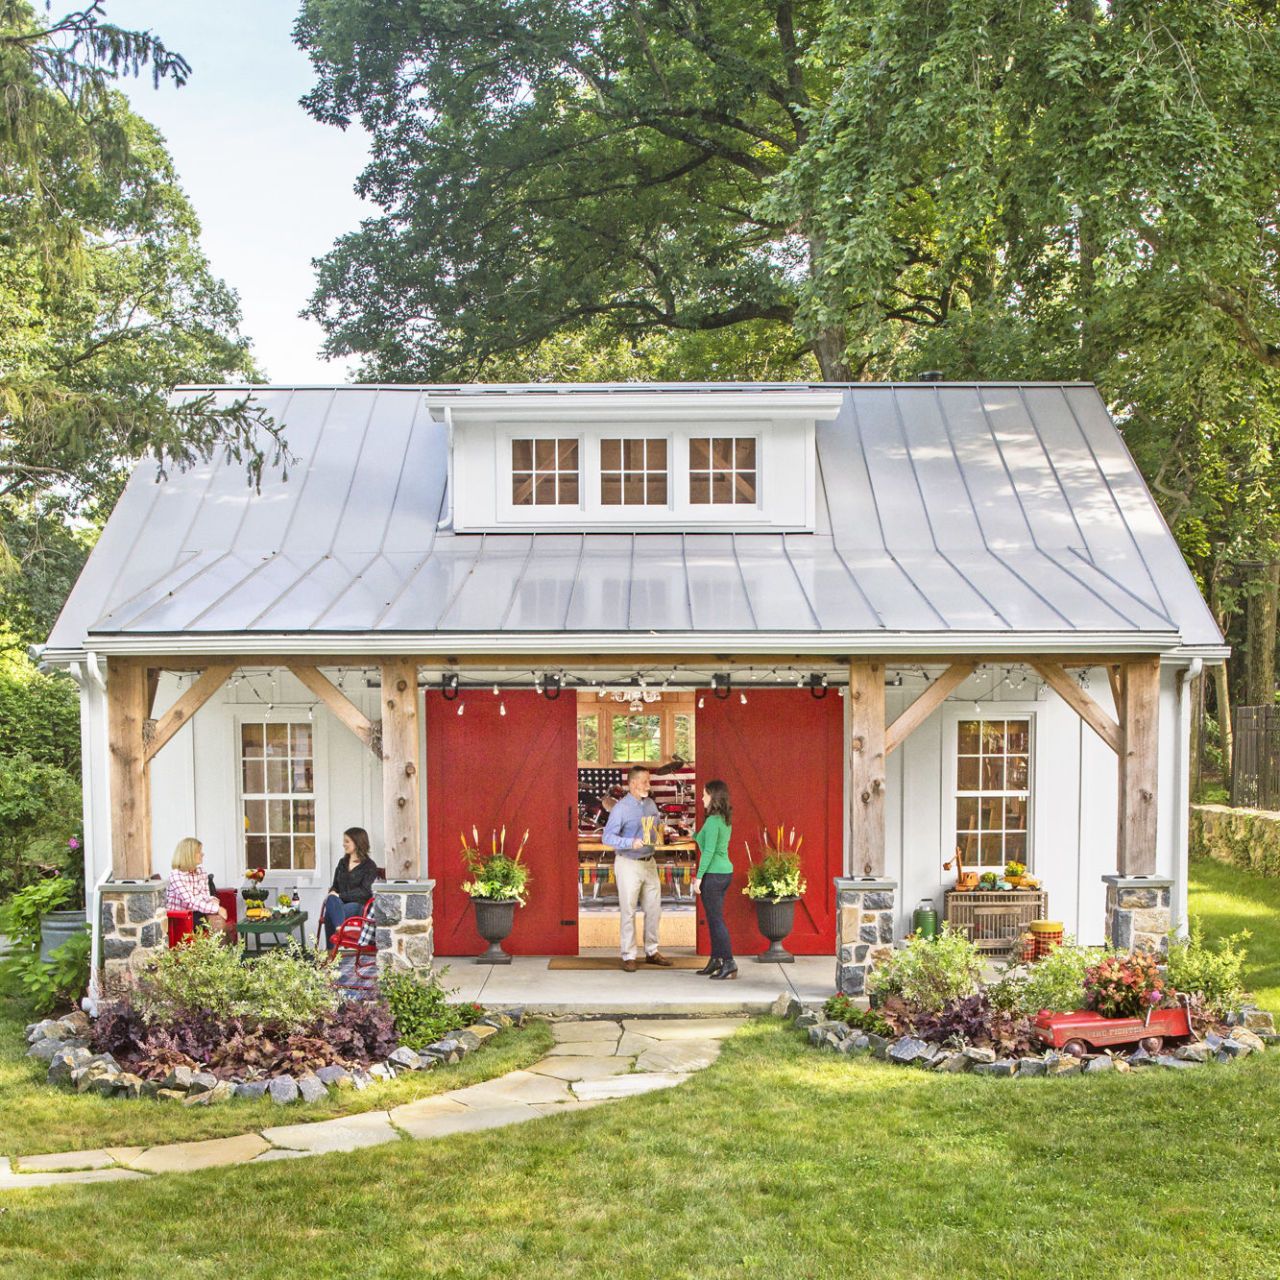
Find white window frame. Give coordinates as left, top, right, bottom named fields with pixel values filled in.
left=687, top=434, right=761, bottom=508
left=942, top=706, right=1036, bottom=875
left=232, top=709, right=328, bottom=887
left=599, top=434, right=674, bottom=509
left=508, top=434, right=583, bottom=509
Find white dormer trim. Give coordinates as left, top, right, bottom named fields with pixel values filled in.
left=448, top=391, right=841, bottom=533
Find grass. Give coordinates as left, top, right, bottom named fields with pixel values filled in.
left=0, top=865, right=1276, bottom=1279
left=0, top=997, right=551, bottom=1157
left=1187, top=856, right=1280, bottom=1011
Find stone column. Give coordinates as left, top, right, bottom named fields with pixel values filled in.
left=834, top=876, right=897, bottom=996
left=373, top=880, right=435, bottom=971
left=99, top=881, right=167, bottom=994
left=1102, top=875, right=1173, bottom=954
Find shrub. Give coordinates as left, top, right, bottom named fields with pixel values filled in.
left=1166, top=920, right=1250, bottom=1015
left=1083, top=951, right=1166, bottom=1019
left=866, top=924, right=982, bottom=1014
left=896, top=992, right=1037, bottom=1058
left=137, top=934, right=340, bottom=1031
left=380, top=966, right=483, bottom=1049
left=1009, top=941, right=1113, bottom=1015
left=822, top=992, right=893, bottom=1037
left=0, top=876, right=88, bottom=1012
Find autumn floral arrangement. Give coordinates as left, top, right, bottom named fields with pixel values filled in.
left=1083, top=950, right=1168, bottom=1019
left=460, top=826, right=531, bottom=905
left=742, top=826, right=807, bottom=902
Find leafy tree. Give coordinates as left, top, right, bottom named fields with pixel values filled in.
left=0, top=1, right=283, bottom=519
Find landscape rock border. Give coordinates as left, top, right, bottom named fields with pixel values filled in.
left=27, top=1008, right=527, bottom=1106
left=769, top=993, right=1277, bottom=1078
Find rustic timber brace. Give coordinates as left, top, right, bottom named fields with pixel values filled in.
left=884, top=662, right=976, bottom=755
left=286, top=663, right=381, bottom=756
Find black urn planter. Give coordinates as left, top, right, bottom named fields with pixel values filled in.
left=472, top=897, right=517, bottom=965
left=753, top=896, right=797, bottom=964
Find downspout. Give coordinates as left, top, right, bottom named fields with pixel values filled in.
left=1172, top=659, right=1203, bottom=940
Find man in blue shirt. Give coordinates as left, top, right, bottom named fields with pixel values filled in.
left=602, top=765, right=674, bottom=971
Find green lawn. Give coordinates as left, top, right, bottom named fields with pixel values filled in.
left=0, top=998, right=551, bottom=1156
left=0, top=864, right=1276, bottom=1279
left=1187, top=856, right=1280, bottom=1011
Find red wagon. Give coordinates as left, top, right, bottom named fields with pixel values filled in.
left=1032, top=1001, right=1193, bottom=1057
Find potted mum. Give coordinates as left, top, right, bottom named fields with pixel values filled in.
left=461, top=826, right=530, bottom=965
left=742, top=827, right=807, bottom=964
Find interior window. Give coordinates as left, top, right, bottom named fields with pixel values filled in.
left=954, top=718, right=1030, bottom=870
left=600, top=438, right=668, bottom=506
left=241, top=722, right=316, bottom=871
left=690, top=436, right=757, bottom=504
left=512, top=438, right=579, bottom=506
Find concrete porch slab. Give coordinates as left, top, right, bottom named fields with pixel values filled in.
left=437, top=953, right=833, bottom=1015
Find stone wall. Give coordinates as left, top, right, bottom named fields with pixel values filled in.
left=373, top=880, right=435, bottom=970
left=1102, top=875, right=1172, bottom=954
left=99, top=881, right=167, bottom=994
left=1192, top=804, right=1280, bottom=879
left=834, top=877, right=897, bottom=996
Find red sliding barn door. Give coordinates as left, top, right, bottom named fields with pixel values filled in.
left=696, top=689, right=843, bottom=955
left=426, top=691, right=578, bottom=955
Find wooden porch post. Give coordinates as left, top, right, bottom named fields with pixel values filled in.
left=381, top=660, right=422, bottom=878
left=1116, top=657, right=1160, bottom=875
left=848, top=659, right=886, bottom=877
left=107, top=657, right=151, bottom=878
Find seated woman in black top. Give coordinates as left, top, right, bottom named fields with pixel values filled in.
left=323, top=827, right=380, bottom=946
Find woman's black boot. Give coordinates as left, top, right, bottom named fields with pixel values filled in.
left=696, top=957, right=723, bottom=976
left=710, top=960, right=738, bottom=980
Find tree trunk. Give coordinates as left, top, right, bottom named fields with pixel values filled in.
left=1189, top=669, right=1203, bottom=800
left=812, top=326, right=852, bottom=381
left=1211, top=660, right=1233, bottom=782
left=1244, top=559, right=1280, bottom=707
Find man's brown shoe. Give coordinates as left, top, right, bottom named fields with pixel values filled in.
left=645, top=951, right=674, bottom=967
left=621, top=959, right=638, bottom=972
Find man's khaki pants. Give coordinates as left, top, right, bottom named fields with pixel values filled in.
left=614, top=855, right=662, bottom=961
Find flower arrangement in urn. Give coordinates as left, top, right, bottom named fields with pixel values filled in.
left=460, top=826, right=530, bottom=965
left=742, top=827, right=807, bottom=964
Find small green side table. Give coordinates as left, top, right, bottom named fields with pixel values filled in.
left=237, top=910, right=309, bottom=954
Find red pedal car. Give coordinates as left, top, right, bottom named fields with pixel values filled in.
left=1033, top=1001, right=1193, bottom=1057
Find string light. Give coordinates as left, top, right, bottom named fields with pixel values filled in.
left=697, top=696, right=705, bottom=708
left=739, top=691, right=748, bottom=704
left=456, top=702, right=465, bottom=716
left=499, top=703, right=506, bottom=716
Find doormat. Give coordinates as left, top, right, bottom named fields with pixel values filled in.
left=547, top=955, right=709, bottom=970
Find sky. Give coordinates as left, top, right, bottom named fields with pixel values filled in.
left=106, top=0, right=373, bottom=383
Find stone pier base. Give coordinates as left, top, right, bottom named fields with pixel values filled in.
left=834, top=877, right=898, bottom=996
left=1102, top=875, right=1173, bottom=954
left=373, top=880, right=435, bottom=971
left=99, top=881, right=167, bottom=994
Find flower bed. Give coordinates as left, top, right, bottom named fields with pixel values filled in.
left=795, top=921, right=1276, bottom=1078
left=26, top=934, right=517, bottom=1105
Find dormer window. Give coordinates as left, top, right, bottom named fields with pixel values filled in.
left=690, top=437, right=757, bottom=505
left=601, top=438, right=668, bottom=506
left=512, top=438, right=579, bottom=505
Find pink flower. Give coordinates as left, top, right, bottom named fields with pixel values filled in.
left=67, top=837, right=80, bottom=850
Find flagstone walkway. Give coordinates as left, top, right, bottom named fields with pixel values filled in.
left=0, top=1017, right=744, bottom=1191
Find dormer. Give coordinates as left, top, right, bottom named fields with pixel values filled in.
left=444, top=388, right=845, bottom=533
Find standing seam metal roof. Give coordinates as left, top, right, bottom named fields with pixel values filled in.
left=46, top=383, right=1223, bottom=652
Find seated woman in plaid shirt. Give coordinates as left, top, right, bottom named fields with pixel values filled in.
left=166, top=837, right=234, bottom=941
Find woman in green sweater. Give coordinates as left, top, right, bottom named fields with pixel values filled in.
left=693, top=779, right=736, bottom=979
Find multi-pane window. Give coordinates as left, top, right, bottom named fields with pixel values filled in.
left=612, top=713, right=663, bottom=762
left=241, top=723, right=316, bottom=872
left=954, top=718, right=1030, bottom=870
left=689, top=437, right=757, bottom=505
left=600, top=438, right=668, bottom=505
left=512, top=438, right=579, bottom=506
left=673, top=712, right=694, bottom=761
left=577, top=713, right=600, bottom=764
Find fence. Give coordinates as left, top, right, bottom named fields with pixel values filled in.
left=1231, top=705, right=1280, bottom=810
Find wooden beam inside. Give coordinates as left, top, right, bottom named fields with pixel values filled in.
left=143, top=663, right=236, bottom=762
left=1030, top=661, right=1121, bottom=754
left=381, top=660, right=421, bottom=879
left=287, top=664, right=378, bottom=752
left=885, top=662, right=975, bottom=755
left=107, top=657, right=150, bottom=879
left=848, top=659, right=887, bottom=877
left=1117, top=658, right=1160, bottom=875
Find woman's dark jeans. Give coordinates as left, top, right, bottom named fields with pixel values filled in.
left=700, top=872, right=734, bottom=961
left=323, top=896, right=364, bottom=946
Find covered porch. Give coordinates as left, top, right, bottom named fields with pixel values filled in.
left=81, top=645, right=1185, bottom=999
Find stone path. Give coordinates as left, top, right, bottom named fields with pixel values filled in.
left=0, top=1017, right=744, bottom=1192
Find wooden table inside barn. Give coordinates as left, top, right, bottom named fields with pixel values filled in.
left=237, top=910, right=309, bottom=953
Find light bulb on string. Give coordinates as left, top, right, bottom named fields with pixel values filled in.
left=493, top=684, right=499, bottom=696
left=739, top=692, right=748, bottom=705
left=697, top=696, right=705, bottom=709
left=499, top=702, right=506, bottom=716
left=457, top=702, right=465, bottom=716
